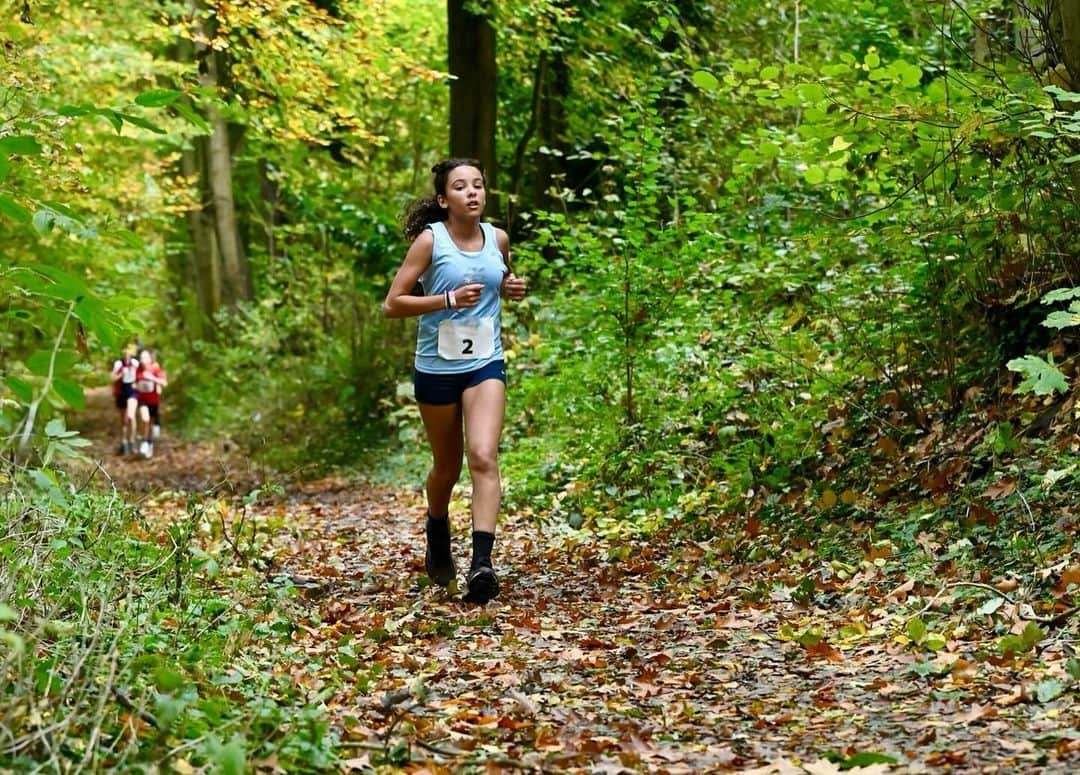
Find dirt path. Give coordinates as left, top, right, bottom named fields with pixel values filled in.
left=73, top=387, right=265, bottom=494
left=72, top=389, right=1080, bottom=773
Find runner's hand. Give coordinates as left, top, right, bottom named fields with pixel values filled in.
left=454, top=283, right=484, bottom=309
left=502, top=273, right=527, bottom=301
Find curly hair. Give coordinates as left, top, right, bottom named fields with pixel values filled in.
left=401, top=158, right=486, bottom=241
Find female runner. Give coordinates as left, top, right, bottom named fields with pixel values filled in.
left=383, top=159, right=527, bottom=602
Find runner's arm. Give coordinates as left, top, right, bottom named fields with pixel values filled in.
left=496, top=227, right=511, bottom=275
left=495, top=227, right=526, bottom=301
left=383, top=230, right=446, bottom=319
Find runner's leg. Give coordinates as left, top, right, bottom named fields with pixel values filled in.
left=418, top=402, right=464, bottom=517
left=116, top=403, right=127, bottom=453
left=125, top=397, right=138, bottom=446
left=462, top=378, right=505, bottom=534
left=460, top=377, right=505, bottom=601
left=417, top=401, right=464, bottom=585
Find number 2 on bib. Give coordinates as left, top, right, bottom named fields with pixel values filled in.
left=438, top=319, right=495, bottom=360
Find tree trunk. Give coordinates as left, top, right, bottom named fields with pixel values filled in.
left=1049, top=1, right=1080, bottom=211
left=203, top=51, right=250, bottom=305
left=1051, top=0, right=1080, bottom=87
left=190, top=0, right=250, bottom=307
left=508, top=50, right=547, bottom=235
left=257, top=157, right=279, bottom=263
left=181, top=142, right=221, bottom=319
left=537, top=48, right=569, bottom=210
left=448, top=0, right=497, bottom=209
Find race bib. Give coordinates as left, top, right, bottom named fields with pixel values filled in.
left=136, top=379, right=155, bottom=392
left=438, top=318, right=495, bottom=361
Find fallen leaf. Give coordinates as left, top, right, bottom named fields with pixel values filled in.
left=956, top=703, right=997, bottom=724
left=982, top=478, right=1017, bottom=500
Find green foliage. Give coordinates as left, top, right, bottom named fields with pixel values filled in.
left=487, top=0, right=1080, bottom=549
left=998, top=622, right=1045, bottom=659
left=1007, top=354, right=1069, bottom=396
left=1006, top=284, right=1080, bottom=395
left=0, top=474, right=337, bottom=770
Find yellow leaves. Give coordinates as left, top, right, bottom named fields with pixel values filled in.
left=408, top=65, right=447, bottom=83
left=829, top=135, right=853, bottom=154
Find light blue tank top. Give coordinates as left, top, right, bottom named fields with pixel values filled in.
left=415, top=221, right=506, bottom=374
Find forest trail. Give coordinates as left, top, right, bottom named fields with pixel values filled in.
left=70, top=389, right=1079, bottom=774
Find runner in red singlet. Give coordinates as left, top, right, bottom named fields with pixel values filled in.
left=134, top=349, right=167, bottom=459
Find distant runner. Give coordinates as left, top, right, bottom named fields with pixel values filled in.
left=149, top=349, right=165, bottom=441
left=383, top=158, right=527, bottom=603
left=134, top=348, right=167, bottom=459
left=111, top=348, right=139, bottom=455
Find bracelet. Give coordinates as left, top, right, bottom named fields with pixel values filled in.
left=449, top=290, right=458, bottom=309
left=444, top=290, right=450, bottom=310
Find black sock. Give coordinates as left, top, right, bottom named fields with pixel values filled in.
left=471, top=530, right=495, bottom=569
left=426, top=513, right=451, bottom=554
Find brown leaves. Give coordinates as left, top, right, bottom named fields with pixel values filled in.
left=70, top=384, right=1080, bottom=773
left=981, top=478, right=1018, bottom=500
left=803, top=640, right=844, bottom=662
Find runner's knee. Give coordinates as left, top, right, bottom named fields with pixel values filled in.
left=467, top=446, right=498, bottom=477
left=429, top=460, right=462, bottom=485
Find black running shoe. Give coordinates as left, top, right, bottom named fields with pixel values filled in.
left=464, top=563, right=499, bottom=603
left=425, top=532, right=456, bottom=587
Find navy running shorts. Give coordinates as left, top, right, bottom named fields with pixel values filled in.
left=413, top=360, right=506, bottom=405
left=115, top=383, right=135, bottom=409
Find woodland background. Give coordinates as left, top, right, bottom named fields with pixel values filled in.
left=4, top=0, right=1080, bottom=771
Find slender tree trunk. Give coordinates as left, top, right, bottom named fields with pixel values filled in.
left=257, top=157, right=279, bottom=262
left=508, top=50, right=547, bottom=235
left=181, top=143, right=221, bottom=318
left=191, top=0, right=250, bottom=307
left=1052, top=0, right=1080, bottom=86
left=203, top=56, right=249, bottom=305
left=448, top=0, right=497, bottom=207
left=1048, top=1, right=1080, bottom=208
left=537, top=49, right=569, bottom=209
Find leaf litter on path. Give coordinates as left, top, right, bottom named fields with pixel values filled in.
left=70, top=387, right=1080, bottom=772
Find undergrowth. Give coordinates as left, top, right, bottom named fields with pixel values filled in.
left=0, top=470, right=337, bottom=772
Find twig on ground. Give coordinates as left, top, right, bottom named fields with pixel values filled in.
left=111, top=687, right=158, bottom=728
left=1015, top=490, right=1046, bottom=565
left=915, top=580, right=1079, bottom=627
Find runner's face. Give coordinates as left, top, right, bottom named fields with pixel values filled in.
left=140, top=351, right=152, bottom=367
left=440, top=166, right=485, bottom=218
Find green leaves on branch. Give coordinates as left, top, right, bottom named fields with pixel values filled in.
left=1043, top=307, right=1080, bottom=330
left=42, top=417, right=91, bottom=465
left=1009, top=285, right=1080, bottom=396
left=134, top=89, right=183, bottom=107
left=0, top=136, right=43, bottom=155
left=1007, top=355, right=1068, bottom=396
left=0, top=195, right=32, bottom=222
left=691, top=70, right=719, bottom=92
left=52, top=378, right=85, bottom=410
left=171, top=100, right=211, bottom=134
left=27, top=349, right=80, bottom=377
left=1040, top=289, right=1080, bottom=331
